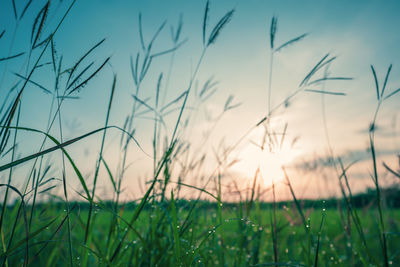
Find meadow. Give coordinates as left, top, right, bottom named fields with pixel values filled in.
left=1, top=0, right=400, bottom=266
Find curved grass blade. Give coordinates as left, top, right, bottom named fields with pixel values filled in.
left=383, top=162, right=400, bottom=179
left=20, top=0, right=33, bottom=20
left=207, top=9, right=234, bottom=46
left=275, top=33, right=308, bottom=52
left=370, top=65, right=380, bottom=100
left=66, top=38, right=106, bottom=86
left=31, top=1, right=50, bottom=49
left=299, top=54, right=330, bottom=87
left=0, top=52, right=25, bottom=62
left=203, top=1, right=210, bottom=45
left=67, top=57, right=110, bottom=95
left=1, top=214, right=59, bottom=258
left=66, top=61, right=94, bottom=90
left=138, top=13, right=145, bottom=50
left=0, top=184, right=29, bottom=266
left=0, top=125, right=147, bottom=172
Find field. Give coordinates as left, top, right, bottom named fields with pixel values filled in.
left=2, top=202, right=400, bottom=266
left=1, top=0, right=400, bottom=266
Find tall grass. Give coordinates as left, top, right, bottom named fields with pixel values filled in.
left=0, top=1, right=399, bottom=266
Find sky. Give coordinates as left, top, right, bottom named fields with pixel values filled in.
left=0, top=0, right=400, bottom=201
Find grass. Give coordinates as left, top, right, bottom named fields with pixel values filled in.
left=2, top=204, right=399, bottom=266
left=0, top=1, right=400, bottom=266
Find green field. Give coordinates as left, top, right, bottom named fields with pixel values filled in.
left=2, top=202, right=400, bottom=266
left=1, top=0, right=400, bottom=266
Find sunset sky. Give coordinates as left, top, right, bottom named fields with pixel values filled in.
left=1, top=0, right=400, bottom=201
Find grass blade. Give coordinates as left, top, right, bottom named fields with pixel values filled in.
left=380, top=64, right=392, bottom=98
left=299, top=54, right=330, bottom=87
left=66, top=38, right=106, bottom=86
left=203, top=1, right=209, bottom=45
left=66, top=61, right=94, bottom=91
left=101, top=157, right=117, bottom=191
left=170, top=191, right=181, bottom=264
left=370, top=65, right=380, bottom=100
left=0, top=52, right=25, bottom=62
left=0, top=184, right=29, bottom=266
left=384, top=87, right=400, bottom=100
left=20, top=0, right=33, bottom=20
left=11, top=0, right=18, bottom=20
left=67, top=57, right=110, bottom=95
left=307, top=76, right=353, bottom=86
left=304, top=89, right=346, bottom=96
left=207, top=9, right=234, bottom=46
left=383, top=162, right=400, bottom=179
left=31, top=1, right=50, bottom=48
left=275, top=33, right=307, bottom=52
left=13, top=73, right=51, bottom=94
left=270, top=16, right=278, bottom=49
left=138, top=13, right=145, bottom=50
left=314, top=210, right=325, bottom=267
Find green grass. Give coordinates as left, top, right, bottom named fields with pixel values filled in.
left=1, top=203, right=400, bottom=266
left=1, top=1, right=400, bottom=266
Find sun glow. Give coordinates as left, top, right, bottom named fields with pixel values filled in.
left=257, top=146, right=297, bottom=184
left=232, top=126, right=302, bottom=187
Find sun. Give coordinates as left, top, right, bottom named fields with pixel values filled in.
left=232, top=126, right=301, bottom=186
left=257, top=147, right=295, bottom=185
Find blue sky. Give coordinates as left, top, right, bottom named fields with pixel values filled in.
left=1, top=0, right=400, bottom=200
